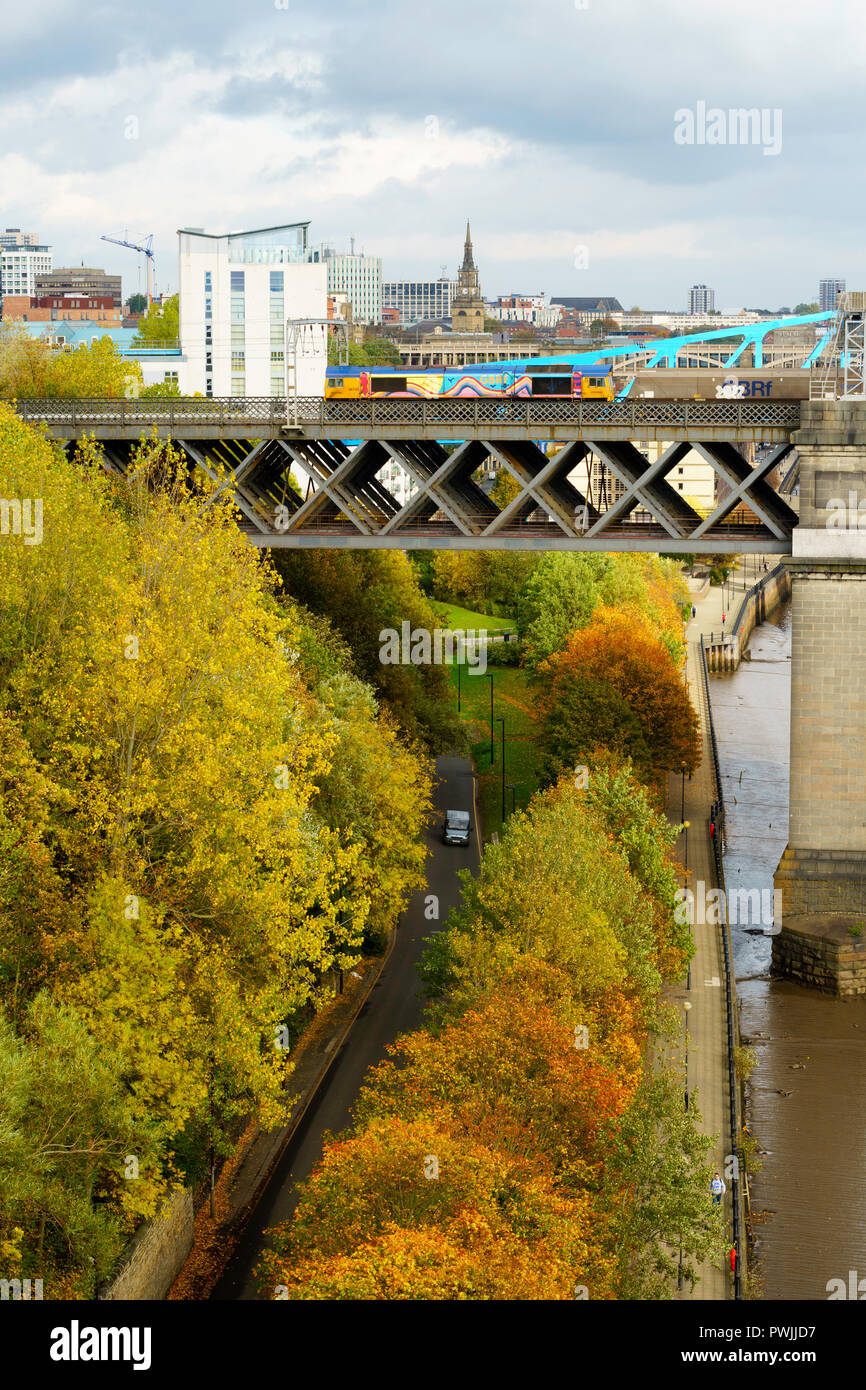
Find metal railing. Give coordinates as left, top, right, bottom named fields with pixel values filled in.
left=698, top=633, right=743, bottom=1299
left=12, top=395, right=803, bottom=431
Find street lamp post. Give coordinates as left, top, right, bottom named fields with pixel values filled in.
left=495, top=716, right=506, bottom=824
left=487, top=673, right=495, bottom=764
left=683, top=819, right=690, bottom=874
left=457, top=636, right=462, bottom=713
left=681, top=1006, right=695, bottom=1112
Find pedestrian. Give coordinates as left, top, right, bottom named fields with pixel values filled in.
left=710, top=820, right=715, bottom=841
left=711, top=1173, right=726, bottom=1206
left=722, top=610, right=726, bottom=624
left=691, top=604, right=697, bottom=619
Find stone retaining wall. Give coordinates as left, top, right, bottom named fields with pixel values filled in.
left=705, top=564, right=791, bottom=672
left=772, top=917, right=866, bottom=997
left=98, top=1188, right=193, bottom=1301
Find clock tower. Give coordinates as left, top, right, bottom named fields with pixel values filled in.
left=450, top=221, right=485, bottom=334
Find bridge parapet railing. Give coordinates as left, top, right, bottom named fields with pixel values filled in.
left=11, top=396, right=802, bottom=431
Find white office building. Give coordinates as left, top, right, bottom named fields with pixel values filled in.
left=687, top=284, right=715, bottom=315
left=175, top=224, right=328, bottom=397
left=320, top=252, right=382, bottom=325
left=383, top=278, right=457, bottom=325
left=0, top=229, right=52, bottom=297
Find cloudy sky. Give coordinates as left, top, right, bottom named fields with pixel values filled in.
left=2, top=0, right=861, bottom=309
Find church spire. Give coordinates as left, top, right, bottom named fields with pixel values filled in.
left=461, top=221, right=475, bottom=273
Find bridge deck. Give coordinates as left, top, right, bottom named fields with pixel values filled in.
left=15, top=396, right=801, bottom=443
left=11, top=397, right=801, bottom=552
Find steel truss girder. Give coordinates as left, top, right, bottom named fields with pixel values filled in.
left=115, top=434, right=798, bottom=551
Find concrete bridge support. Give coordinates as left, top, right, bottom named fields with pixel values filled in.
left=775, top=402, right=866, bottom=925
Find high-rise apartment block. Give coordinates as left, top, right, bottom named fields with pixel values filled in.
left=0, top=229, right=52, bottom=298
left=312, top=248, right=381, bottom=325
left=688, top=283, right=715, bottom=315
left=819, top=279, right=846, bottom=313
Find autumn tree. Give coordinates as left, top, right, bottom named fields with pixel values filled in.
left=0, top=994, right=161, bottom=1294
left=258, top=1117, right=608, bottom=1300
left=271, top=548, right=463, bottom=749
left=0, top=406, right=434, bottom=1283
left=132, top=294, right=179, bottom=347
left=0, top=324, right=140, bottom=399
left=537, top=607, right=699, bottom=778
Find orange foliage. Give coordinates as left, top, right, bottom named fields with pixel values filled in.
left=359, top=961, right=642, bottom=1177
left=540, top=606, right=699, bottom=774
left=258, top=1116, right=615, bottom=1300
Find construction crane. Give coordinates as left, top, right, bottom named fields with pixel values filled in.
left=101, top=231, right=154, bottom=306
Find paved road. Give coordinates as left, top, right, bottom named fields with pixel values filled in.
left=212, top=753, right=479, bottom=1300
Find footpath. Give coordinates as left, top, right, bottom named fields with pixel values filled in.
left=661, top=558, right=766, bottom=1300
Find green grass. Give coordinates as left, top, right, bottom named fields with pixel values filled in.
left=433, top=601, right=515, bottom=632
left=447, top=663, right=544, bottom=838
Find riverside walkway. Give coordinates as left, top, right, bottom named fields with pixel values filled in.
left=663, top=559, right=766, bottom=1299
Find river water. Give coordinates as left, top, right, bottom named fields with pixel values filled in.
left=711, top=603, right=866, bottom=1300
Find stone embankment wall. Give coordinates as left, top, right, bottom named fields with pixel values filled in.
left=98, top=1189, right=193, bottom=1301
left=772, top=919, right=866, bottom=997
left=705, top=563, right=791, bottom=672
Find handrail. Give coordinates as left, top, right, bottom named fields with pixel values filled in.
left=698, top=632, right=743, bottom=1299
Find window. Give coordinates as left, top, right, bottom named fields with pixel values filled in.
left=270, top=323, right=284, bottom=346
left=230, top=294, right=244, bottom=324
left=230, top=270, right=245, bottom=292
left=204, top=271, right=212, bottom=291
left=205, top=295, right=212, bottom=321
left=231, top=351, right=245, bottom=370
left=270, top=350, right=284, bottom=364
left=205, top=324, right=212, bottom=345
left=205, top=377, right=213, bottom=397
left=270, top=271, right=284, bottom=292
left=231, top=323, right=245, bottom=346
left=230, top=378, right=245, bottom=396
left=164, top=371, right=179, bottom=384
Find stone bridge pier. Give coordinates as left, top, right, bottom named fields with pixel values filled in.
left=775, top=401, right=866, bottom=932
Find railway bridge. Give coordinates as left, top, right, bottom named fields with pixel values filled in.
left=12, top=395, right=866, bottom=926
left=18, top=394, right=801, bottom=554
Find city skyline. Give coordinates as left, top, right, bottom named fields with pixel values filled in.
left=2, top=0, right=860, bottom=306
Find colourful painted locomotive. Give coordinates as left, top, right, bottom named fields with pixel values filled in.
left=324, top=364, right=614, bottom=400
